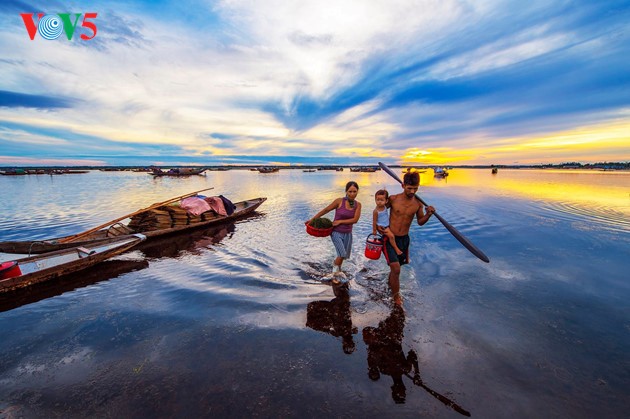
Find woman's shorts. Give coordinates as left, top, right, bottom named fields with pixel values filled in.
left=331, top=231, right=352, bottom=258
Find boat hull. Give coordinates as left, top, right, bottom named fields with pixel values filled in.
left=0, top=235, right=145, bottom=293
left=0, top=198, right=266, bottom=254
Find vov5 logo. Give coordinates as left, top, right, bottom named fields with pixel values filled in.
left=20, top=13, right=98, bottom=40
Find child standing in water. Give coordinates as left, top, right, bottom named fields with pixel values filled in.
left=372, top=190, right=403, bottom=256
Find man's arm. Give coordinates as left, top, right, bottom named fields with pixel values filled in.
left=386, top=194, right=396, bottom=209
left=416, top=203, right=434, bottom=226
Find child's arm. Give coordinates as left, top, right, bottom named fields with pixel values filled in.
left=372, top=209, right=378, bottom=234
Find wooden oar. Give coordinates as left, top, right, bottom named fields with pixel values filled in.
left=58, top=187, right=214, bottom=243
left=404, top=372, right=471, bottom=416
left=379, top=162, right=489, bottom=263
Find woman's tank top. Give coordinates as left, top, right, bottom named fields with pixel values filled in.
left=333, top=197, right=357, bottom=233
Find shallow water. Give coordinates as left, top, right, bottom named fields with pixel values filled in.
left=0, top=168, right=628, bottom=418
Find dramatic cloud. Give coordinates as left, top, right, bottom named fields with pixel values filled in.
left=0, top=0, right=628, bottom=165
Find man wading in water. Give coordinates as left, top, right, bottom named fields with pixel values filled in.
left=384, top=172, right=435, bottom=306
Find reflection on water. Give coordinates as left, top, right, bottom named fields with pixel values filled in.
left=363, top=305, right=471, bottom=415
left=438, top=169, right=630, bottom=232
left=306, top=283, right=358, bottom=355
left=0, top=169, right=628, bottom=417
left=0, top=259, right=148, bottom=313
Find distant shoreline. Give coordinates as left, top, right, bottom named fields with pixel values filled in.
left=1, top=164, right=629, bottom=171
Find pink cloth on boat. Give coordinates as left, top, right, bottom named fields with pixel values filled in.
left=204, top=196, right=227, bottom=216
left=180, top=196, right=211, bottom=216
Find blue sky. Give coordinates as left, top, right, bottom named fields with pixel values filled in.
left=1, top=0, right=629, bottom=166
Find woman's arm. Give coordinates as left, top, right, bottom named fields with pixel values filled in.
left=307, top=198, right=341, bottom=224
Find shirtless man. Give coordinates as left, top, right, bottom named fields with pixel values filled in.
left=385, top=172, right=435, bottom=306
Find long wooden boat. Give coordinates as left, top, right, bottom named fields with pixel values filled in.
left=257, top=167, right=279, bottom=173
left=0, top=197, right=266, bottom=254
left=0, top=234, right=146, bottom=293
left=150, top=167, right=207, bottom=176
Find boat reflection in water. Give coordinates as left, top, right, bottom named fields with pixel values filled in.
left=136, top=215, right=262, bottom=260
left=0, top=219, right=259, bottom=312
left=363, top=306, right=471, bottom=415
left=0, top=259, right=148, bottom=313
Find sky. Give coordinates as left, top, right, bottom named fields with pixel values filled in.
left=1, top=0, right=629, bottom=166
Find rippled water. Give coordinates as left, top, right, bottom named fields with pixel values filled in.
left=0, top=168, right=628, bottom=418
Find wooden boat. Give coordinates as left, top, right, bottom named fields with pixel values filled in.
left=349, top=167, right=378, bottom=172
left=0, top=169, right=26, bottom=176
left=0, top=234, right=146, bottom=293
left=150, top=167, right=207, bottom=176
left=0, top=197, right=267, bottom=254
left=257, top=167, right=279, bottom=173
left=433, top=167, right=449, bottom=178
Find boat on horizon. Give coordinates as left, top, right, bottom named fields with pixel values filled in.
left=433, top=167, right=449, bottom=178
left=150, top=167, right=207, bottom=177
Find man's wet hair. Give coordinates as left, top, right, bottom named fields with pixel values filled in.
left=403, top=172, right=420, bottom=186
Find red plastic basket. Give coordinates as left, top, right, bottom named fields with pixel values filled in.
left=0, top=261, right=21, bottom=280
left=364, top=234, right=383, bottom=260
left=305, top=223, right=334, bottom=237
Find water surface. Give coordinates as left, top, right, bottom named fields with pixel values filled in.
left=0, top=168, right=628, bottom=417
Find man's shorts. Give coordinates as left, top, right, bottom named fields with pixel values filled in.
left=383, top=235, right=410, bottom=266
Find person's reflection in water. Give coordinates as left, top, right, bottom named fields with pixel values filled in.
left=362, top=306, right=471, bottom=415
left=306, top=283, right=358, bottom=354
left=362, top=305, right=413, bottom=403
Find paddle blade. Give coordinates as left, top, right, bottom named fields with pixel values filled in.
left=432, top=212, right=490, bottom=263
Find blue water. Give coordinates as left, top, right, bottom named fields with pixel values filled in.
left=0, top=168, right=628, bottom=417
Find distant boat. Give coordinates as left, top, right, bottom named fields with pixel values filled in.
left=150, top=167, right=207, bottom=177
left=433, top=167, right=449, bottom=178
left=258, top=167, right=279, bottom=173
left=0, top=169, right=26, bottom=176
left=491, top=167, right=498, bottom=174
left=350, top=166, right=377, bottom=172
left=303, top=169, right=317, bottom=172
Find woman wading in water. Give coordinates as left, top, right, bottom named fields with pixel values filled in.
left=307, top=181, right=361, bottom=283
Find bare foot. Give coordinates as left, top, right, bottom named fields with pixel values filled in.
left=393, top=292, right=403, bottom=306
